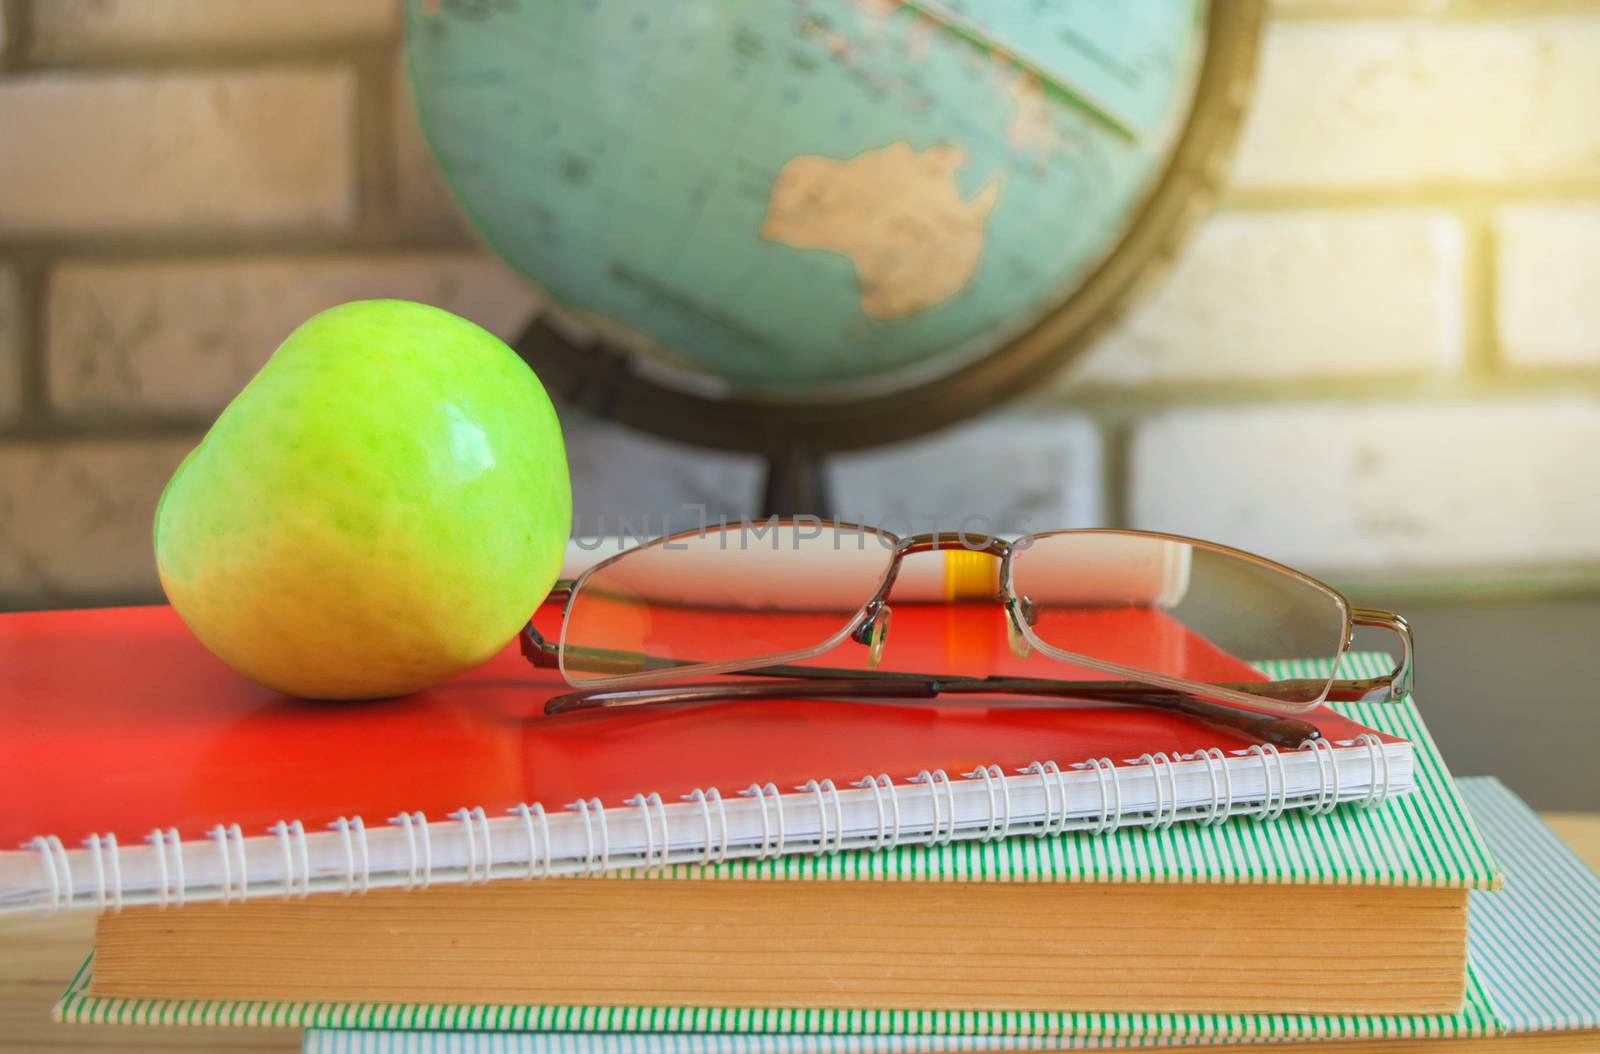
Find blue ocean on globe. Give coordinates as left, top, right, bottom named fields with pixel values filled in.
left=407, top=0, right=1203, bottom=394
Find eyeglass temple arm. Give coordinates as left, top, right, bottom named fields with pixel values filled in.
left=542, top=672, right=1323, bottom=750
left=523, top=626, right=1326, bottom=748
left=1332, top=608, right=1414, bottom=703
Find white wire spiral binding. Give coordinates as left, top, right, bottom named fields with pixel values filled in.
left=566, top=798, right=609, bottom=874
left=568, top=799, right=595, bottom=873
left=270, top=821, right=290, bottom=899
left=1133, top=752, right=1180, bottom=831
left=909, top=769, right=958, bottom=845
left=327, top=817, right=371, bottom=894
left=24, top=835, right=73, bottom=912
left=626, top=794, right=659, bottom=872
left=145, top=829, right=168, bottom=908
left=451, top=808, right=478, bottom=884
left=509, top=802, right=552, bottom=879
left=268, top=819, right=310, bottom=899
left=1242, top=744, right=1289, bottom=822
left=471, top=808, right=491, bottom=881
left=797, top=778, right=845, bottom=855
left=226, top=824, right=247, bottom=901
left=1189, top=748, right=1234, bottom=826
left=707, top=788, right=731, bottom=863
left=854, top=774, right=901, bottom=850
left=1021, top=761, right=1063, bottom=837
left=330, top=818, right=355, bottom=895
left=1355, top=732, right=1391, bottom=807
left=1302, top=739, right=1341, bottom=815
left=963, top=764, right=1013, bottom=841
left=683, top=788, right=710, bottom=863
left=1134, top=755, right=1164, bottom=833
left=390, top=812, right=417, bottom=888
left=798, top=781, right=826, bottom=856
left=144, top=828, right=184, bottom=908
left=166, top=828, right=185, bottom=908
left=823, top=779, right=845, bottom=853
left=22, top=736, right=1410, bottom=912
left=449, top=807, right=493, bottom=884
left=910, top=770, right=939, bottom=844
left=738, top=783, right=784, bottom=858
left=387, top=811, right=432, bottom=890
left=208, top=825, right=234, bottom=903
left=1051, top=760, right=1076, bottom=835
left=85, top=832, right=123, bottom=912
left=682, top=787, right=729, bottom=866
left=47, top=835, right=71, bottom=911
left=1072, top=757, right=1122, bottom=835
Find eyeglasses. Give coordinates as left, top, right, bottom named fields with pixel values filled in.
left=520, top=524, right=1413, bottom=749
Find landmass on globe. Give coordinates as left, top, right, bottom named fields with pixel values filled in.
left=760, top=141, right=1002, bottom=320
left=406, top=0, right=1206, bottom=389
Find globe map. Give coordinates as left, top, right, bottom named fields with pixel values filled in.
left=407, top=0, right=1204, bottom=397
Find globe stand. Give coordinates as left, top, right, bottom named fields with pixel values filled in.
left=760, top=445, right=832, bottom=519
left=513, top=314, right=836, bottom=518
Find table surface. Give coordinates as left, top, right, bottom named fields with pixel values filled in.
left=4, top=814, right=1599, bottom=1053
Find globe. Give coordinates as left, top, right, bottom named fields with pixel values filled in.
left=405, top=0, right=1224, bottom=403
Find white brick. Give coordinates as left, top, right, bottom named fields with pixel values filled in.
left=1129, top=401, right=1600, bottom=577
left=1233, top=20, right=1600, bottom=189
left=0, top=70, right=355, bottom=234
left=0, top=438, right=196, bottom=601
left=31, top=0, right=396, bottom=59
left=391, top=55, right=472, bottom=241
left=564, top=415, right=763, bottom=537
left=1496, top=205, right=1600, bottom=370
left=564, top=412, right=1102, bottom=540
left=829, top=414, right=1103, bottom=535
left=0, top=267, right=18, bottom=427
left=47, top=254, right=542, bottom=417
left=1069, top=211, right=1463, bottom=386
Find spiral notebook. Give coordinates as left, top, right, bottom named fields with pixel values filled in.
left=289, top=777, right=1598, bottom=1054
left=49, top=653, right=1497, bottom=1022
left=2, top=603, right=1427, bottom=916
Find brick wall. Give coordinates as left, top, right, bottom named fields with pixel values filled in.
left=2, top=1, right=1599, bottom=610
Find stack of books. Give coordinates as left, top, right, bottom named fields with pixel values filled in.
left=2, top=604, right=1595, bottom=1053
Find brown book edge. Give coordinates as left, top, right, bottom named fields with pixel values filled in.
left=92, top=879, right=1469, bottom=1015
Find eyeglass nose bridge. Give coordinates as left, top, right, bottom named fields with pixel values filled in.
left=857, top=534, right=1036, bottom=662
left=895, top=532, right=1013, bottom=560
left=867, top=534, right=1025, bottom=606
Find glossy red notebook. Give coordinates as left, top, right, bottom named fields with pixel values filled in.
left=0, top=603, right=1408, bottom=914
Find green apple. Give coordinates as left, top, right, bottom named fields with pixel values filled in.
left=154, top=299, right=571, bottom=699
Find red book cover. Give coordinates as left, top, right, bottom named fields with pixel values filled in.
left=1, top=602, right=1395, bottom=852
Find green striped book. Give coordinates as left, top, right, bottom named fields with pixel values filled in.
left=293, top=777, right=1600, bottom=1053
left=57, top=655, right=1500, bottom=1033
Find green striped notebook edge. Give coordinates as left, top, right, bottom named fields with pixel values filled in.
left=52, top=955, right=1500, bottom=1041
left=1459, top=778, right=1600, bottom=1033
left=288, top=778, right=1596, bottom=1053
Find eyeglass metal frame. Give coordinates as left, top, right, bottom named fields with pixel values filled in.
left=521, top=523, right=1413, bottom=749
